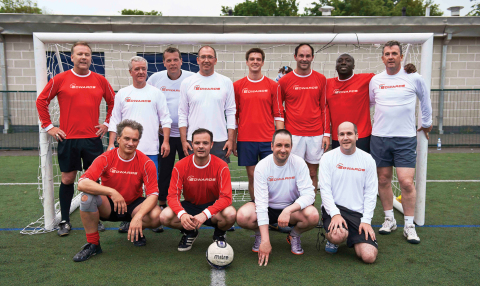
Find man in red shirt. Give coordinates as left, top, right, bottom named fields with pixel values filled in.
left=278, top=43, right=329, bottom=191
left=233, top=48, right=284, bottom=200
left=160, top=128, right=236, bottom=251
left=36, top=42, right=115, bottom=236
left=73, top=119, right=162, bottom=262
left=326, top=54, right=417, bottom=153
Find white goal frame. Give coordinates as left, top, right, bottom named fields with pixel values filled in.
left=33, top=32, right=433, bottom=230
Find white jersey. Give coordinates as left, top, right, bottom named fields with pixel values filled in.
left=369, top=69, right=432, bottom=137
left=108, top=84, right=172, bottom=155
left=147, top=70, right=195, bottom=137
left=319, top=147, right=378, bottom=225
left=254, top=154, right=315, bottom=227
left=178, top=72, right=236, bottom=142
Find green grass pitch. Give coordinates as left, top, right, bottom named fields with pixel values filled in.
left=0, top=153, right=479, bottom=285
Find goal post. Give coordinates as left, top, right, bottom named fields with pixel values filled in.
left=32, top=32, right=433, bottom=232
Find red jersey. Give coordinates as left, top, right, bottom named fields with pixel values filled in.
left=79, top=148, right=158, bottom=205
left=326, top=73, right=374, bottom=141
left=234, top=76, right=284, bottom=142
left=168, top=154, right=232, bottom=219
left=36, top=70, right=115, bottom=139
left=279, top=70, right=330, bottom=136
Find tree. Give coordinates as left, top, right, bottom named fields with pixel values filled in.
left=303, top=0, right=443, bottom=16
left=120, top=9, right=162, bottom=16
left=0, top=0, right=42, bottom=14
left=467, top=0, right=480, bottom=16
left=221, top=0, right=299, bottom=16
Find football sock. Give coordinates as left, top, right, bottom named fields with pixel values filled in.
left=290, top=228, right=301, bottom=237
left=59, top=182, right=74, bottom=222
left=404, top=216, right=414, bottom=226
left=86, top=231, right=100, bottom=245
left=384, top=209, right=394, bottom=218
left=254, top=229, right=260, bottom=236
left=214, top=227, right=226, bottom=237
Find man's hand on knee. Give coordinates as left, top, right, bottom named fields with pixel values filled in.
left=193, top=212, right=208, bottom=229
left=277, top=209, right=292, bottom=228
left=329, top=214, right=348, bottom=235
left=180, top=213, right=197, bottom=230
left=359, top=223, right=376, bottom=241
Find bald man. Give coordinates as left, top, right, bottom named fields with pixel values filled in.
left=318, top=121, right=378, bottom=263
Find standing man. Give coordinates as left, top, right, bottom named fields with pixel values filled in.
left=233, top=47, right=284, bottom=201
left=178, top=46, right=236, bottom=164
left=160, top=128, right=236, bottom=251
left=319, top=122, right=378, bottom=263
left=278, top=43, right=329, bottom=190
left=73, top=120, right=162, bottom=262
left=107, top=56, right=172, bottom=233
left=147, top=47, right=195, bottom=232
left=36, top=42, right=115, bottom=236
left=369, top=40, right=432, bottom=244
left=326, top=54, right=417, bottom=153
left=236, top=129, right=319, bottom=265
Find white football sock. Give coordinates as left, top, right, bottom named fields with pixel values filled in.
left=384, top=209, right=394, bottom=218
left=404, top=216, right=414, bottom=226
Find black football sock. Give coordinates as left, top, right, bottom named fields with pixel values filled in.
left=214, top=227, right=226, bottom=237
left=160, top=204, right=167, bottom=209
left=59, top=182, right=74, bottom=222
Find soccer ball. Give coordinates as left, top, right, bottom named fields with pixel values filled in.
left=206, top=240, right=234, bottom=269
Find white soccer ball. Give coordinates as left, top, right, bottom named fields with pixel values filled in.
left=206, top=240, right=234, bottom=269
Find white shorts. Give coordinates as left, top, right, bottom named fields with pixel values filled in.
left=291, top=135, right=324, bottom=164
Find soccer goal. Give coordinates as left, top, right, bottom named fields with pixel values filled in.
left=23, top=32, right=433, bottom=234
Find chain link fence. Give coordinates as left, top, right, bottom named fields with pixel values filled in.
left=1, top=89, right=479, bottom=150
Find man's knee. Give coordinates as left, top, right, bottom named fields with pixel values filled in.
left=326, top=229, right=348, bottom=244
left=399, top=178, right=415, bottom=192
left=302, top=206, right=319, bottom=226
left=61, top=172, right=77, bottom=185
left=358, top=246, right=378, bottom=264
left=236, top=204, right=255, bottom=227
left=222, top=206, right=237, bottom=223
left=159, top=207, right=175, bottom=225
left=79, top=193, right=102, bottom=212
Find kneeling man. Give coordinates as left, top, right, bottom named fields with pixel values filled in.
left=160, top=128, right=236, bottom=251
left=319, top=121, right=378, bottom=263
left=73, top=119, right=162, bottom=262
left=237, top=129, right=319, bottom=266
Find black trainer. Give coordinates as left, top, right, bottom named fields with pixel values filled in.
left=73, top=243, right=103, bottom=262
left=98, top=221, right=106, bottom=232
left=118, top=221, right=129, bottom=233
left=178, top=230, right=199, bottom=252
left=213, top=233, right=226, bottom=242
left=226, top=225, right=235, bottom=232
left=133, top=235, right=147, bottom=247
left=57, top=220, right=72, bottom=237
left=151, top=225, right=164, bottom=233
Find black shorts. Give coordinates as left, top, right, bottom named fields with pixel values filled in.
left=370, top=135, right=417, bottom=168
left=57, top=137, right=104, bottom=172
left=267, top=207, right=295, bottom=227
left=100, top=196, right=145, bottom=222
left=322, top=205, right=378, bottom=249
left=181, top=200, right=216, bottom=227
left=332, top=135, right=371, bottom=154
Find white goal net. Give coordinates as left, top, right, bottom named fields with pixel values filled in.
left=22, top=33, right=433, bottom=234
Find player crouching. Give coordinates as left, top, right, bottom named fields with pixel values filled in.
left=236, top=129, right=319, bottom=266
left=160, top=128, right=236, bottom=251
left=73, top=119, right=162, bottom=262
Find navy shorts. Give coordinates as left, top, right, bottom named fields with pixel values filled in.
left=370, top=135, right=417, bottom=168
left=322, top=205, right=378, bottom=249
left=332, top=135, right=371, bottom=154
left=181, top=200, right=216, bottom=227
left=237, top=141, right=272, bottom=166
left=57, top=137, right=104, bottom=172
left=100, top=196, right=145, bottom=222
left=267, top=207, right=295, bottom=227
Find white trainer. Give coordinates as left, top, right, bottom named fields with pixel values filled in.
left=379, top=217, right=397, bottom=234
left=403, top=224, right=421, bottom=244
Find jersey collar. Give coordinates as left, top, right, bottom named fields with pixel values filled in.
left=293, top=69, right=312, bottom=78
left=193, top=154, right=211, bottom=169
left=337, top=72, right=355, bottom=82
left=117, top=149, right=136, bottom=162
left=247, top=75, right=264, bottom=83
left=71, top=69, right=91, bottom=78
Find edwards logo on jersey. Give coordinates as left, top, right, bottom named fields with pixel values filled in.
left=194, top=85, right=220, bottom=91
left=110, top=167, right=138, bottom=175
left=379, top=84, right=405, bottom=90
left=242, top=88, right=268, bottom=94
left=70, top=83, right=96, bottom=89
left=336, top=163, right=365, bottom=172
left=187, top=175, right=216, bottom=182
left=125, top=97, right=152, bottom=103
left=293, top=85, right=318, bottom=91
left=333, top=89, right=358, bottom=95
left=160, top=86, right=180, bottom=92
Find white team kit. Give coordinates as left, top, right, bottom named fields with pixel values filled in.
left=147, top=70, right=195, bottom=137
left=369, top=69, right=432, bottom=137
left=178, top=72, right=236, bottom=142
left=319, top=148, right=378, bottom=224
left=254, top=154, right=316, bottom=227
left=108, top=84, right=172, bottom=155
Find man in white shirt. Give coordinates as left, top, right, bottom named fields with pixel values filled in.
left=147, top=47, right=195, bottom=232
left=178, top=45, right=236, bottom=164
left=107, top=56, right=172, bottom=233
left=319, top=121, right=378, bottom=263
left=236, top=129, right=319, bottom=266
left=369, top=40, right=432, bottom=244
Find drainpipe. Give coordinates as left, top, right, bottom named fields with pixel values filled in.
left=0, top=27, right=9, bottom=134
left=438, top=33, right=452, bottom=135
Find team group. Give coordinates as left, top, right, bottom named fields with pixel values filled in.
left=35, top=40, right=433, bottom=264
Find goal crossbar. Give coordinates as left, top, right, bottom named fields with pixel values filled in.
left=33, top=32, right=433, bottom=230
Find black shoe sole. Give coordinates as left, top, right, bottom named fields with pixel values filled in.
left=73, top=250, right=103, bottom=262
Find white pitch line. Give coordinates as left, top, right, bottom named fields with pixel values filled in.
left=210, top=269, right=226, bottom=286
